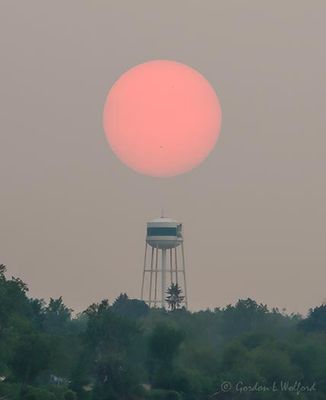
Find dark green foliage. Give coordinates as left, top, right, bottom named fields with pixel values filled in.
left=23, top=386, right=56, bottom=400
left=64, top=390, right=77, bottom=400
left=76, top=299, right=142, bottom=399
left=43, top=297, right=72, bottom=334
left=111, top=293, right=150, bottom=318
left=147, top=389, right=182, bottom=400
left=0, top=382, right=21, bottom=400
left=10, top=332, right=52, bottom=384
left=148, top=324, right=184, bottom=369
left=1, top=265, right=326, bottom=400
left=299, top=305, right=326, bottom=333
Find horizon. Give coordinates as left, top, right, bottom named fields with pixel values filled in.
left=0, top=263, right=316, bottom=318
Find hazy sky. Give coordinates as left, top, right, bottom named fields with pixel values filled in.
left=1, top=1, right=325, bottom=314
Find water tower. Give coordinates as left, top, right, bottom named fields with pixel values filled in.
left=141, top=216, right=188, bottom=309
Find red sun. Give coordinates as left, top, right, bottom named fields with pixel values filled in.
left=103, top=60, right=222, bottom=177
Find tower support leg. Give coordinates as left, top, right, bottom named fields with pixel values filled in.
left=181, top=242, right=188, bottom=309
left=141, top=243, right=147, bottom=301
left=161, top=249, right=166, bottom=308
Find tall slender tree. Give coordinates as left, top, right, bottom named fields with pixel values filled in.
left=166, top=283, right=184, bottom=311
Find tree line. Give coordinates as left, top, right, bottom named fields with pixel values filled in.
left=0, top=264, right=326, bottom=400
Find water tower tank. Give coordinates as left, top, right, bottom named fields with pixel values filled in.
left=146, top=217, right=183, bottom=249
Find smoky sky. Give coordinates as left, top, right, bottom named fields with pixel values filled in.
left=0, top=0, right=325, bottom=314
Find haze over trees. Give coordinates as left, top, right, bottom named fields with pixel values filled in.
left=0, top=264, right=326, bottom=400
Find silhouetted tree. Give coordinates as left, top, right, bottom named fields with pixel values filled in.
left=166, top=283, right=184, bottom=311
left=112, top=293, right=150, bottom=318
left=299, top=304, right=326, bottom=332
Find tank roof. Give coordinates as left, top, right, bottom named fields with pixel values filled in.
left=149, top=217, right=178, bottom=223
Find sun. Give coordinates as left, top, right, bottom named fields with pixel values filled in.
left=103, top=60, right=222, bottom=177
